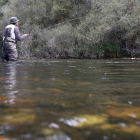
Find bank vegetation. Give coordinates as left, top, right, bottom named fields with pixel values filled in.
left=0, top=0, right=140, bottom=58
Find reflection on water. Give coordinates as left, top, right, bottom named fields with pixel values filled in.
left=1, top=62, right=18, bottom=99
left=0, top=59, right=140, bottom=140
left=4, top=62, right=17, bottom=89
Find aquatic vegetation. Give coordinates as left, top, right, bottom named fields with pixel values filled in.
left=106, top=107, right=140, bottom=123
left=0, top=77, right=9, bottom=80
left=42, top=128, right=56, bottom=135
left=48, top=88, right=62, bottom=93
left=95, top=123, right=140, bottom=136
left=0, top=96, right=35, bottom=103
left=0, top=136, right=11, bottom=140
left=2, top=113, right=35, bottom=124
left=78, top=115, right=108, bottom=128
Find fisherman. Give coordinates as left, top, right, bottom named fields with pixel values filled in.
left=2, top=17, right=28, bottom=61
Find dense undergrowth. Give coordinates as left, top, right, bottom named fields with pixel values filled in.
left=0, top=0, right=140, bottom=58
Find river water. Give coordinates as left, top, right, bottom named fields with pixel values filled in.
left=0, top=59, right=140, bottom=140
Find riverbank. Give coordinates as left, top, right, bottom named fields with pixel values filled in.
left=0, top=0, right=140, bottom=60
left=18, top=57, right=140, bottom=60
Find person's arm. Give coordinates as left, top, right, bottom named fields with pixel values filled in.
left=14, top=27, right=26, bottom=41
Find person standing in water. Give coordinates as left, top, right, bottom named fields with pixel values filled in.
left=2, top=17, right=28, bottom=61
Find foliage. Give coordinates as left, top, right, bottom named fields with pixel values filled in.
left=0, top=0, right=140, bottom=58
left=0, top=0, right=8, bottom=12
left=77, top=0, right=140, bottom=58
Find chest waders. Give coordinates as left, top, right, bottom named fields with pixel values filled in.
left=0, top=29, right=9, bottom=61
left=0, top=40, right=4, bottom=61
left=2, top=27, right=17, bottom=61
left=1, top=29, right=11, bottom=61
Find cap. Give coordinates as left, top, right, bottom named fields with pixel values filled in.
left=10, top=17, right=19, bottom=23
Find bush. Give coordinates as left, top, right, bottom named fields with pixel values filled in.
left=77, top=0, right=140, bottom=57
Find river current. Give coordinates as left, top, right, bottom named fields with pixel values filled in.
left=0, top=59, right=140, bottom=140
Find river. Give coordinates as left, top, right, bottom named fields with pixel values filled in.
left=0, top=59, right=140, bottom=140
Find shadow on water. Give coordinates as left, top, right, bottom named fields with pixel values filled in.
left=0, top=59, right=140, bottom=140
